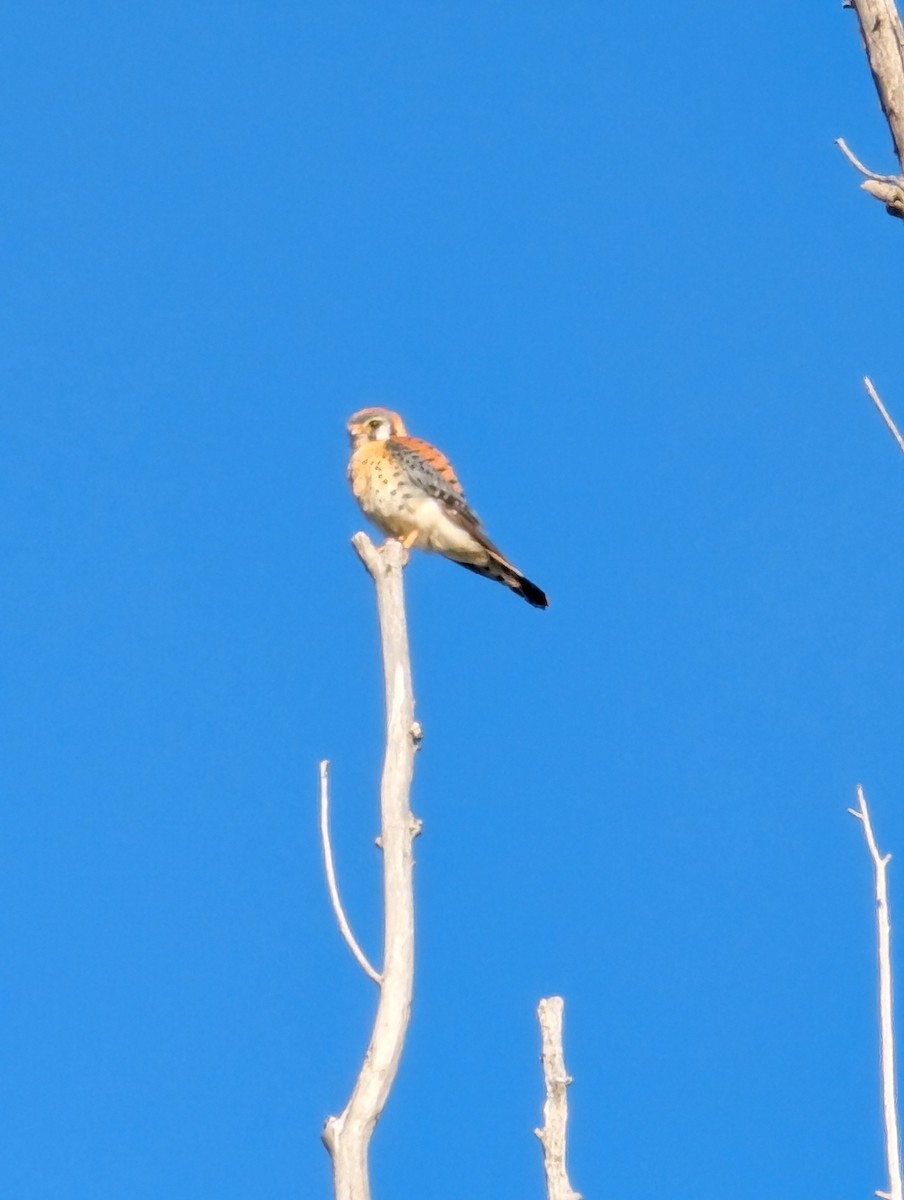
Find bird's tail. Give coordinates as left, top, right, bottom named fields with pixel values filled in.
left=458, top=553, right=549, bottom=608
left=508, top=569, right=549, bottom=609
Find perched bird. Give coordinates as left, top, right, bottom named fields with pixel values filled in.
left=347, top=407, right=548, bottom=608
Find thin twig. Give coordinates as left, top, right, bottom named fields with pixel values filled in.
left=319, top=759, right=382, bottom=985
left=864, top=377, right=904, bottom=458
left=850, top=787, right=903, bottom=1200
left=836, top=137, right=902, bottom=183
left=535, top=996, right=581, bottom=1200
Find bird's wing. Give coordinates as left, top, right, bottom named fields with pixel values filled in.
left=389, top=433, right=546, bottom=605
left=388, top=436, right=483, bottom=531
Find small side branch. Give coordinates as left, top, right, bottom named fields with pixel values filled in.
left=850, top=787, right=903, bottom=1200
left=322, top=535, right=420, bottom=1200
left=864, top=377, right=904, bottom=458
left=839, top=0, right=904, bottom=218
left=319, top=760, right=382, bottom=985
left=535, top=996, right=582, bottom=1200
left=837, top=137, right=902, bottom=183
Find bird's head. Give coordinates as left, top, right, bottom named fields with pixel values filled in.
left=346, top=407, right=407, bottom=447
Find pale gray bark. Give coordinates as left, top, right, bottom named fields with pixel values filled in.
left=535, top=997, right=582, bottom=1200
left=851, top=789, right=903, bottom=1200
left=839, top=0, right=904, bottom=217
left=319, top=761, right=382, bottom=984
left=322, top=535, right=422, bottom=1200
left=864, top=376, right=904, bottom=457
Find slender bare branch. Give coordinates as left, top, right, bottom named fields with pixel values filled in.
left=850, top=787, right=903, bottom=1200
left=864, top=377, right=904, bottom=457
left=839, top=0, right=904, bottom=217
left=836, top=137, right=901, bottom=182
left=319, top=759, right=382, bottom=985
left=535, top=996, right=582, bottom=1200
left=322, top=535, right=421, bottom=1200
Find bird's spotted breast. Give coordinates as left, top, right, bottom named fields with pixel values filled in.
left=349, top=441, right=422, bottom=538
left=345, top=408, right=547, bottom=605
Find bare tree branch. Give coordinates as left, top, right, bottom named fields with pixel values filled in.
left=322, top=535, right=421, bottom=1200
left=850, top=787, right=903, bottom=1200
left=864, top=376, right=904, bottom=457
left=319, top=759, right=382, bottom=985
left=535, top=996, right=582, bottom=1200
left=839, top=0, right=904, bottom=218
left=837, top=136, right=902, bottom=182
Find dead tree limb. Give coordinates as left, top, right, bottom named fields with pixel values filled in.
left=838, top=0, right=904, bottom=218
left=322, top=535, right=422, bottom=1200
left=319, top=761, right=382, bottom=985
left=850, top=787, right=903, bottom=1200
left=864, top=376, right=904, bottom=458
left=535, top=996, right=582, bottom=1200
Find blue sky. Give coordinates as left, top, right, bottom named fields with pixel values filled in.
left=3, top=3, right=904, bottom=1197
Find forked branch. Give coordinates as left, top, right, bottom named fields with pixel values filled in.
left=322, top=535, right=421, bottom=1200
left=838, top=0, right=904, bottom=218
left=850, top=787, right=903, bottom=1200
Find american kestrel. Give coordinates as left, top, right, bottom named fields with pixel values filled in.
left=346, top=407, right=548, bottom=608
